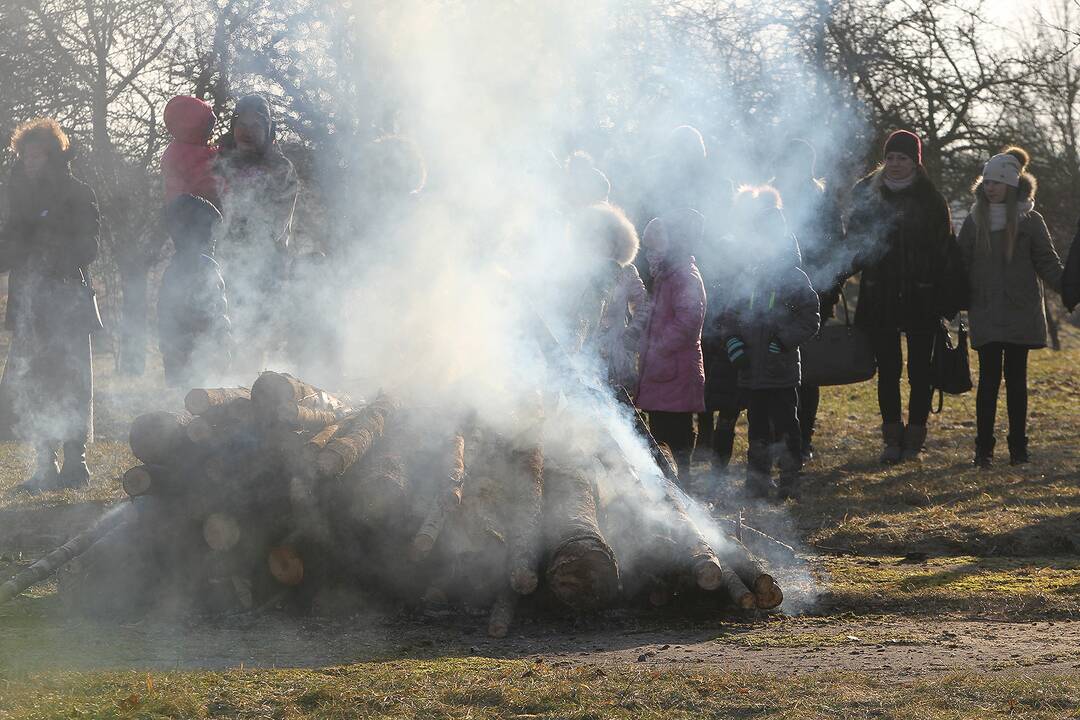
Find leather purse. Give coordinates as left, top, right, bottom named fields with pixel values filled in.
left=799, top=290, right=876, bottom=387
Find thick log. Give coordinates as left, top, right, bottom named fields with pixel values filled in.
left=185, top=387, right=251, bottom=416
left=343, top=429, right=409, bottom=525
left=653, top=477, right=724, bottom=591
left=252, top=372, right=348, bottom=420
left=543, top=466, right=619, bottom=610
left=718, top=541, right=775, bottom=597
left=0, top=504, right=132, bottom=604
left=506, top=445, right=543, bottom=595
left=122, top=465, right=187, bottom=498
left=720, top=570, right=756, bottom=609
left=278, top=404, right=339, bottom=432
left=756, top=584, right=784, bottom=610
left=410, top=433, right=466, bottom=560
left=268, top=545, right=305, bottom=586
left=316, top=396, right=399, bottom=478
left=129, top=411, right=193, bottom=465
left=203, top=513, right=241, bottom=551
left=487, top=587, right=517, bottom=638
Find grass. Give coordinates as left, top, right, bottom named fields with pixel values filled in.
left=1, top=659, right=1079, bottom=720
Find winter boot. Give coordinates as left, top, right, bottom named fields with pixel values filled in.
left=745, top=441, right=775, bottom=499
left=711, top=418, right=737, bottom=472
left=973, top=436, right=995, bottom=469
left=17, top=442, right=61, bottom=495
left=1008, top=435, right=1030, bottom=466
left=900, top=424, right=927, bottom=462
left=879, top=423, right=904, bottom=465
left=59, top=441, right=91, bottom=489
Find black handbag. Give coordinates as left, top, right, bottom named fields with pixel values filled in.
left=930, top=317, right=972, bottom=413
left=799, top=290, right=877, bottom=387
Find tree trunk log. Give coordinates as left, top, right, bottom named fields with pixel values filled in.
left=316, top=396, right=399, bottom=478
left=184, top=387, right=252, bottom=416
left=129, top=411, right=194, bottom=465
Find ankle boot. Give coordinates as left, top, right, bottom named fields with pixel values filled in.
left=59, top=441, right=90, bottom=488
left=973, top=436, right=995, bottom=469
left=879, top=423, right=904, bottom=464
left=901, top=424, right=927, bottom=461
left=1008, top=435, right=1030, bottom=465
left=745, top=441, right=775, bottom=498
left=18, top=442, right=61, bottom=494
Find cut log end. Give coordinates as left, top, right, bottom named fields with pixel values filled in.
left=185, top=416, right=215, bottom=445
left=487, top=591, right=517, bottom=639
left=268, top=546, right=305, bottom=586
left=510, top=567, right=539, bottom=596
left=184, top=387, right=251, bottom=416
left=693, top=558, right=724, bottom=592
left=755, top=584, right=784, bottom=610
left=203, top=513, right=241, bottom=551
left=546, top=538, right=619, bottom=610
left=121, top=467, right=153, bottom=498
left=721, top=571, right=757, bottom=610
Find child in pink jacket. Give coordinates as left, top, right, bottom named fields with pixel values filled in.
left=636, top=208, right=707, bottom=485
left=161, top=95, right=220, bottom=208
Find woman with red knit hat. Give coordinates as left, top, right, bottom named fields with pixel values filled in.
left=847, top=130, right=965, bottom=464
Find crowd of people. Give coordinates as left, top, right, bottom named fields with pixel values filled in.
left=1, top=97, right=1079, bottom=498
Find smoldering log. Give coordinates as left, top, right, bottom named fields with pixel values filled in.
left=756, top=584, right=783, bottom=610
left=252, top=371, right=348, bottom=417
left=341, top=429, right=410, bottom=526
left=654, top=477, right=723, bottom=591
left=0, top=505, right=132, bottom=604
left=505, top=445, right=544, bottom=595
left=316, top=396, right=400, bottom=478
left=411, top=433, right=466, bottom=560
left=278, top=404, right=340, bottom=432
left=543, top=466, right=619, bottom=610
left=203, top=513, right=242, bottom=551
left=720, top=570, right=757, bottom=609
left=487, top=587, right=517, bottom=639
left=718, top=543, right=776, bottom=597
left=129, top=411, right=193, bottom=465
left=122, top=465, right=188, bottom=498
left=268, top=545, right=305, bottom=586
left=185, top=387, right=251, bottom=416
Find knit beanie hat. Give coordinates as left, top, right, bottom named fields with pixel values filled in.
left=884, top=130, right=922, bottom=165
left=982, top=152, right=1023, bottom=188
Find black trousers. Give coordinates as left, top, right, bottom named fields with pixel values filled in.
left=648, top=411, right=697, bottom=483
left=976, top=342, right=1030, bottom=444
left=870, top=329, right=934, bottom=426
left=746, top=387, right=801, bottom=473
left=797, top=385, right=820, bottom=447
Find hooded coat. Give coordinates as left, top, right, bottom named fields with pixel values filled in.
left=957, top=177, right=1064, bottom=349
left=635, top=256, right=706, bottom=413
left=161, top=96, right=220, bottom=206
left=0, top=158, right=98, bottom=443
left=718, top=235, right=821, bottom=391
left=848, top=167, right=964, bottom=332
left=1064, top=220, right=1080, bottom=313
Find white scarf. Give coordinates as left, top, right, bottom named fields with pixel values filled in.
left=988, top=200, right=1035, bottom=231
left=882, top=172, right=916, bottom=192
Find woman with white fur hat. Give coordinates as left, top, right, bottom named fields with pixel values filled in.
left=957, top=147, right=1065, bottom=467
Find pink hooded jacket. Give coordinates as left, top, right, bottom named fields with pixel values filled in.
left=161, top=96, right=220, bottom=207
left=635, top=257, right=707, bottom=412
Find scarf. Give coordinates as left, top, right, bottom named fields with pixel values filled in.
left=988, top=200, right=1034, bottom=231
left=882, top=174, right=916, bottom=192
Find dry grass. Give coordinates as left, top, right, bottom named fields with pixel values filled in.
left=1, top=659, right=1079, bottom=720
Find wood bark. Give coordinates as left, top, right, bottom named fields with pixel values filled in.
left=410, top=433, right=466, bottom=560
left=185, top=387, right=252, bottom=416
left=316, top=396, right=399, bottom=478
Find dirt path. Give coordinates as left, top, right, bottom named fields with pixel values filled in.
left=3, top=610, right=1078, bottom=676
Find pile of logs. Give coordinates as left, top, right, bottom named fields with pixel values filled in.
left=52, top=371, right=788, bottom=637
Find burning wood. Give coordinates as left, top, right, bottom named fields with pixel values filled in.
left=316, top=396, right=399, bottom=478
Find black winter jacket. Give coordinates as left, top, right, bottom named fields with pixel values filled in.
left=848, top=168, right=964, bottom=332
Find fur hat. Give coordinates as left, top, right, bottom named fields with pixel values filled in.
left=884, top=130, right=922, bottom=165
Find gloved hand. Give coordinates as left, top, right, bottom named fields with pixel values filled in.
left=725, top=336, right=749, bottom=371
left=768, top=337, right=785, bottom=354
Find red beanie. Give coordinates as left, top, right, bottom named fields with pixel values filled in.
left=884, top=130, right=922, bottom=165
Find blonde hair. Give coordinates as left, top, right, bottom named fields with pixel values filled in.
left=10, top=118, right=70, bottom=158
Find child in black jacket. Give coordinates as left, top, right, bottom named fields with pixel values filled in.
left=159, top=194, right=231, bottom=388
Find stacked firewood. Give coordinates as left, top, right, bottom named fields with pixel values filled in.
left=59, top=371, right=786, bottom=636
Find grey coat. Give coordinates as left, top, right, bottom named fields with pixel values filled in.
left=719, top=265, right=820, bottom=390
left=958, top=211, right=1063, bottom=349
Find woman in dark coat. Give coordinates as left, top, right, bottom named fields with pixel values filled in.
left=215, top=94, right=298, bottom=375
left=0, top=119, right=99, bottom=492
left=957, top=147, right=1064, bottom=466
left=848, top=130, right=964, bottom=464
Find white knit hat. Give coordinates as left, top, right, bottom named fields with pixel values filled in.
left=982, top=153, right=1022, bottom=187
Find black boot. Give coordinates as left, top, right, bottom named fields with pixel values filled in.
left=59, top=441, right=91, bottom=488
left=745, top=441, right=775, bottom=498
left=973, top=436, right=995, bottom=469
left=711, top=418, right=737, bottom=472
left=1008, top=435, right=1030, bottom=465
left=777, top=452, right=802, bottom=501
left=16, top=442, right=61, bottom=494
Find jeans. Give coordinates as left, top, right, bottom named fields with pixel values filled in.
left=870, top=329, right=934, bottom=425
left=975, top=342, right=1030, bottom=444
